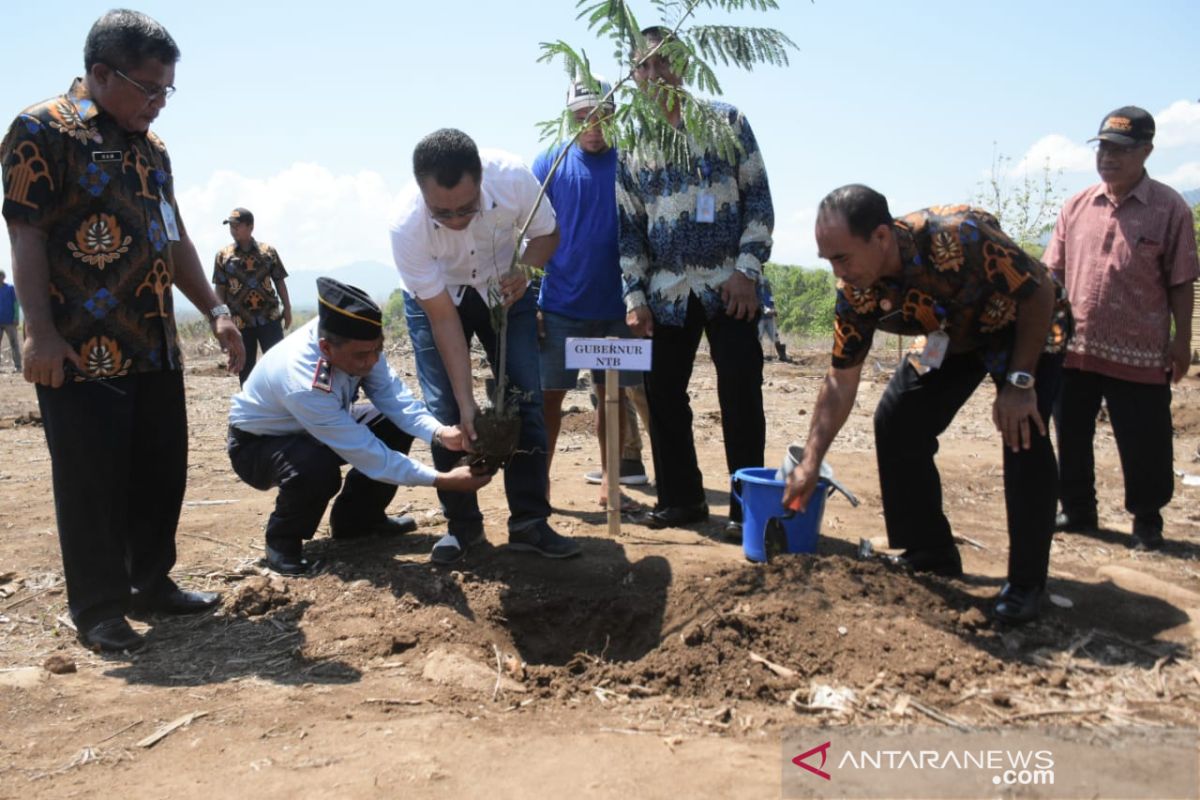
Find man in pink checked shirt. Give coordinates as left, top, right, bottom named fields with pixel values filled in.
left=1045, top=105, right=1199, bottom=551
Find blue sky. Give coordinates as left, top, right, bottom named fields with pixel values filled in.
left=2, top=0, right=1198, bottom=286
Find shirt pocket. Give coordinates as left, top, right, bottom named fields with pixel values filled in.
left=1133, top=238, right=1163, bottom=272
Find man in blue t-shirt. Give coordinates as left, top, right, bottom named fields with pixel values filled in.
left=0, top=270, right=19, bottom=371
left=535, top=77, right=645, bottom=507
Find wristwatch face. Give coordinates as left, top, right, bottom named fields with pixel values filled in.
left=210, top=304, right=231, bottom=319
left=1008, top=371, right=1034, bottom=389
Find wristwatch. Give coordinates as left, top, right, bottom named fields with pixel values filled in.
left=734, top=265, right=760, bottom=283
left=209, top=304, right=231, bottom=320
left=1007, top=370, right=1035, bottom=389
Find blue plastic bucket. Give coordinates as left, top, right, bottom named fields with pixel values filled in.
left=733, top=467, right=829, bottom=563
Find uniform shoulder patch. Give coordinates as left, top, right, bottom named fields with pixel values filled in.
left=311, top=358, right=333, bottom=392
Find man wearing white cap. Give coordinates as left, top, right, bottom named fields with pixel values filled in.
left=535, top=77, right=647, bottom=508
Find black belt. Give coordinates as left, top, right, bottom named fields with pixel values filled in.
left=227, top=425, right=262, bottom=445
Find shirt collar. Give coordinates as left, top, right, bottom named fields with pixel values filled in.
left=66, top=77, right=102, bottom=123
left=478, top=177, right=499, bottom=217
left=1097, top=171, right=1151, bottom=207
left=1127, top=171, right=1152, bottom=204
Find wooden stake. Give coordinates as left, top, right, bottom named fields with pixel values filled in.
left=605, top=365, right=621, bottom=538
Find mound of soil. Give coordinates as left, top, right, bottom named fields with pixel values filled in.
left=102, top=544, right=1188, bottom=728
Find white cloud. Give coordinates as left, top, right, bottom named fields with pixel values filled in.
left=1006, top=134, right=1094, bottom=177
left=1158, top=161, right=1200, bottom=192
left=770, top=206, right=819, bottom=267
left=1155, top=100, right=1200, bottom=149
left=176, top=163, right=401, bottom=272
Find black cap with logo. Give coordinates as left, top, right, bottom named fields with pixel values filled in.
left=1089, top=106, right=1155, bottom=146
left=222, top=207, right=254, bottom=225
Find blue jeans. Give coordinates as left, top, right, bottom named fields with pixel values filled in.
left=404, top=288, right=550, bottom=537
left=538, top=311, right=643, bottom=390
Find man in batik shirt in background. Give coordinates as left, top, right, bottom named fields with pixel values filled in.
left=618, top=26, right=774, bottom=538
left=213, top=206, right=292, bottom=385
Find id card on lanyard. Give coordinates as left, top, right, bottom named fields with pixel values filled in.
left=159, top=189, right=181, bottom=242
left=919, top=329, right=949, bottom=369
left=695, top=156, right=715, bottom=224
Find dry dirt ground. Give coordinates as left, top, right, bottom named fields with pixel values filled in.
left=1, top=337, right=1200, bottom=799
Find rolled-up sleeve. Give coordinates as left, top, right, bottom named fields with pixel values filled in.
left=511, top=162, right=557, bottom=240
left=390, top=194, right=446, bottom=301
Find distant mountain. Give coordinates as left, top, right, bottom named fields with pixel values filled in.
left=1183, top=188, right=1200, bottom=206
left=172, top=260, right=400, bottom=320
left=287, top=261, right=400, bottom=310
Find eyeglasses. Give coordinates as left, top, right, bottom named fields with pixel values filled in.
left=113, top=68, right=176, bottom=102
left=426, top=190, right=483, bottom=222
left=428, top=206, right=481, bottom=222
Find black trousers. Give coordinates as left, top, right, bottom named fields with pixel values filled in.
left=1053, top=368, right=1173, bottom=529
left=227, top=415, right=414, bottom=550
left=238, top=319, right=285, bottom=386
left=874, top=352, right=1063, bottom=588
left=645, top=293, right=765, bottom=516
left=36, top=370, right=187, bottom=630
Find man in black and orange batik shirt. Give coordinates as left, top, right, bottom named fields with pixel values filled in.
left=1, top=10, right=244, bottom=653
left=213, top=206, right=292, bottom=385
left=782, top=185, right=1071, bottom=624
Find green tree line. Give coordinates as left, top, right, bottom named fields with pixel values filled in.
left=382, top=201, right=1200, bottom=343
left=763, top=262, right=836, bottom=335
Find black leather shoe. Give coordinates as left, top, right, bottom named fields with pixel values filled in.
left=1054, top=511, right=1098, bottom=533
left=78, top=618, right=145, bottom=653
left=723, top=521, right=743, bottom=542
left=331, top=514, right=418, bottom=540
left=266, top=544, right=310, bottom=575
left=132, top=588, right=221, bottom=615
left=886, top=546, right=964, bottom=577
left=639, top=503, right=709, bottom=530
left=1131, top=519, right=1165, bottom=551
left=991, top=582, right=1044, bottom=624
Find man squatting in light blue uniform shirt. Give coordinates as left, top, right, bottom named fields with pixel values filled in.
left=534, top=76, right=645, bottom=508
left=227, top=278, right=491, bottom=574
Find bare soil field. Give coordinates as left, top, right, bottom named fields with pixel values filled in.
left=1, top=338, right=1199, bottom=798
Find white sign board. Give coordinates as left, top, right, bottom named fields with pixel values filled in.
left=565, top=338, right=652, bottom=372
